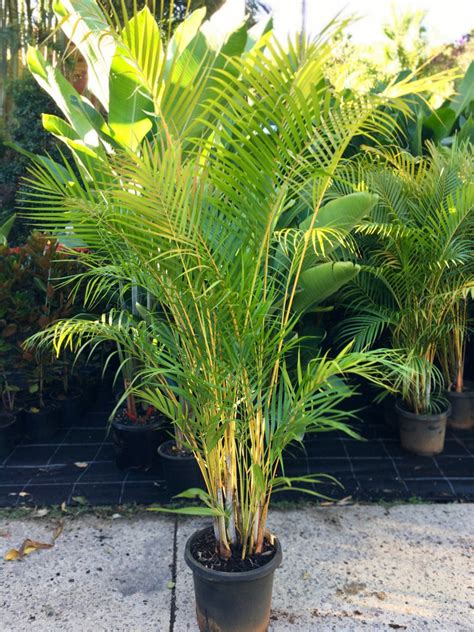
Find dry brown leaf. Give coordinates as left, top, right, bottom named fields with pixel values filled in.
left=336, top=495, right=353, bottom=505
left=52, top=522, right=64, bottom=541
left=21, top=539, right=53, bottom=556
left=72, top=496, right=88, bottom=506
left=4, top=548, right=22, bottom=561
left=33, top=508, right=49, bottom=518
left=4, top=521, right=64, bottom=562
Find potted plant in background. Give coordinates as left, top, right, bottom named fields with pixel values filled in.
left=338, top=141, right=474, bottom=455
left=111, top=333, right=169, bottom=471
left=439, top=293, right=474, bottom=429
left=0, top=370, right=21, bottom=457
left=22, top=1, right=456, bottom=629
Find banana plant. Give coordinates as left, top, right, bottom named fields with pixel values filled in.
left=27, top=0, right=270, bottom=159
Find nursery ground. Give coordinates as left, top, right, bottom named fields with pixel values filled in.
left=1, top=398, right=473, bottom=507
left=0, top=503, right=472, bottom=631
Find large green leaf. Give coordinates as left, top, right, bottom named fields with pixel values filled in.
left=423, top=106, right=457, bottom=142
left=27, top=47, right=99, bottom=144
left=293, top=262, right=360, bottom=314
left=166, top=7, right=206, bottom=64
left=300, top=192, right=378, bottom=233
left=53, top=0, right=115, bottom=110
left=451, top=61, right=474, bottom=119
left=457, top=116, right=474, bottom=144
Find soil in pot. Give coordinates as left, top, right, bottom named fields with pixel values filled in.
left=396, top=401, right=449, bottom=456
left=446, top=381, right=474, bottom=430
left=185, top=526, right=282, bottom=632
left=157, top=439, right=204, bottom=496
left=0, top=411, right=19, bottom=458
left=50, top=388, right=84, bottom=426
left=23, top=404, right=60, bottom=442
left=112, top=408, right=168, bottom=471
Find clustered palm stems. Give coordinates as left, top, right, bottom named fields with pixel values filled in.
left=22, top=2, right=456, bottom=558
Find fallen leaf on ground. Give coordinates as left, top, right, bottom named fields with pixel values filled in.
left=336, top=496, right=353, bottom=505
left=336, top=581, right=367, bottom=596
left=4, top=521, right=63, bottom=562
left=166, top=581, right=175, bottom=589
left=4, top=538, right=52, bottom=561
left=71, top=496, right=88, bottom=506
left=32, top=508, right=49, bottom=518
left=4, top=548, right=22, bottom=561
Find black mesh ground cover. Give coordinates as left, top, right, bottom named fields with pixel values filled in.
left=0, top=400, right=473, bottom=507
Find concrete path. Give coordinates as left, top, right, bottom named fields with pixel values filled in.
left=0, top=504, right=472, bottom=631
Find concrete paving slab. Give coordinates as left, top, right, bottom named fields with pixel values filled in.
left=0, top=515, right=174, bottom=632
left=175, top=504, right=474, bottom=631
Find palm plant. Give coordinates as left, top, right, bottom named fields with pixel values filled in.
left=23, top=0, right=455, bottom=561
left=336, top=141, right=474, bottom=414
left=438, top=295, right=472, bottom=393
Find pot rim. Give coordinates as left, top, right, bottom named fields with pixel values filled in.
left=112, top=415, right=166, bottom=432
left=395, top=399, right=451, bottom=421
left=184, top=526, right=283, bottom=583
left=157, top=439, right=196, bottom=461
left=446, top=384, right=474, bottom=399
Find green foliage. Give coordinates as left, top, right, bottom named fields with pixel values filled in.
left=396, top=62, right=474, bottom=155
left=0, top=75, right=61, bottom=244
left=0, top=234, right=84, bottom=408
left=22, top=0, right=459, bottom=559
left=337, top=141, right=474, bottom=413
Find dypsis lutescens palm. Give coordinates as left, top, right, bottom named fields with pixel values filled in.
left=335, top=141, right=474, bottom=413
left=23, top=2, right=454, bottom=558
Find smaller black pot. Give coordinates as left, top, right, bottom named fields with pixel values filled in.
left=51, top=389, right=84, bottom=426
left=112, top=416, right=168, bottom=470
left=157, top=440, right=204, bottom=497
left=0, top=412, right=19, bottom=458
left=185, top=527, right=282, bottom=632
left=23, top=406, right=60, bottom=442
left=396, top=401, right=449, bottom=456
left=446, top=381, right=474, bottom=430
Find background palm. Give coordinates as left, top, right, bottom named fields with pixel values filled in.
left=336, top=141, right=474, bottom=413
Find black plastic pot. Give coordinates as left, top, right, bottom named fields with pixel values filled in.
left=396, top=401, right=450, bottom=456
left=51, top=389, right=84, bottom=426
left=383, top=395, right=398, bottom=428
left=0, top=412, right=18, bottom=458
left=185, top=527, right=283, bottom=632
left=23, top=405, right=59, bottom=442
left=157, top=440, right=204, bottom=496
left=112, top=416, right=167, bottom=470
left=446, top=381, right=474, bottom=430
